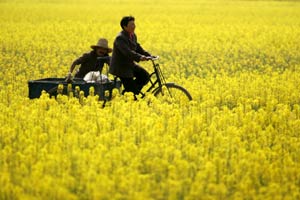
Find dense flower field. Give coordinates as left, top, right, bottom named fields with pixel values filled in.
left=1, top=0, right=300, bottom=199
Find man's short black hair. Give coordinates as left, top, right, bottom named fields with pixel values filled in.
left=120, top=16, right=135, bottom=29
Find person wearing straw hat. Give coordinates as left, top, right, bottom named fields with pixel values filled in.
left=66, top=38, right=112, bottom=82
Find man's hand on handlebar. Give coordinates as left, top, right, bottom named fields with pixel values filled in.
left=150, top=55, right=159, bottom=60
left=140, top=56, right=148, bottom=61
left=140, top=55, right=159, bottom=61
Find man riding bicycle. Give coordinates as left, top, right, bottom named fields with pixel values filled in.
left=109, top=16, right=153, bottom=98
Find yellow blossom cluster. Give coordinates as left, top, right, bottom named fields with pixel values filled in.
left=0, top=0, right=300, bottom=199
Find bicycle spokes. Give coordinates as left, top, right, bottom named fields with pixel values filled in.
left=154, top=83, right=192, bottom=104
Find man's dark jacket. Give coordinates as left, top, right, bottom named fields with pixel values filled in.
left=109, top=30, right=151, bottom=78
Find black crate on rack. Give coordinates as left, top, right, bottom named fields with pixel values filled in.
left=28, top=77, right=121, bottom=101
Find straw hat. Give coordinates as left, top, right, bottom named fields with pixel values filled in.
left=91, top=38, right=112, bottom=53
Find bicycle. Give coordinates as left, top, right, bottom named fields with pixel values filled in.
left=28, top=56, right=121, bottom=102
left=28, top=56, right=192, bottom=106
left=113, top=56, right=192, bottom=104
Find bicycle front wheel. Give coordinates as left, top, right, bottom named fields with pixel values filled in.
left=153, top=83, right=192, bottom=104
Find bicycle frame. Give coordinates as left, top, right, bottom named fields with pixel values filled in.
left=113, top=56, right=192, bottom=102
left=144, top=57, right=168, bottom=94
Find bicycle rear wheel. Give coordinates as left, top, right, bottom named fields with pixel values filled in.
left=153, top=83, right=192, bottom=104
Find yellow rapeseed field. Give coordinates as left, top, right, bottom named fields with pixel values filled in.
left=1, top=0, right=300, bottom=199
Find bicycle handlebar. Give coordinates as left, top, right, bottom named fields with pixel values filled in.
left=147, top=56, right=159, bottom=61
left=97, top=56, right=158, bottom=61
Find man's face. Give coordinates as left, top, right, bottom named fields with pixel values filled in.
left=124, top=20, right=135, bottom=34
left=96, top=47, right=107, bottom=56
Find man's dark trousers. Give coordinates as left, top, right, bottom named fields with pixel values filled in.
left=120, top=66, right=149, bottom=95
